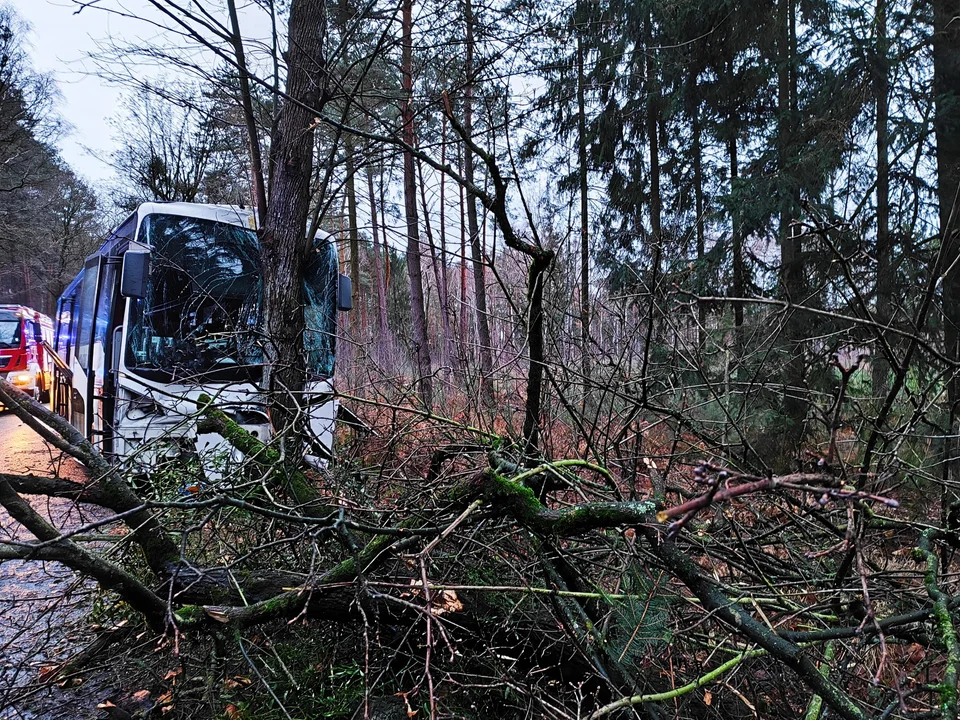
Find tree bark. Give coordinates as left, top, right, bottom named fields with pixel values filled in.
left=438, top=118, right=454, bottom=377
left=261, top=0, right=328, bottom=435
left=639, top=11, right=662, bottom=410
left=346, top=143, right=362, bottom=333
left=226, top=0, right=267, bottom=220
left=728, top=100, right=744, bottom=354
left=692, top=103, right=706, bottom=351
left=646, top=14, right=661, bottom=287
left=402, top=0, right=433, bottom=408
left=464, top=0, right=495, bottom=407
left=577, top=26, right=592, bottom=408
left=933, top=0, right=960, bottom=515
left=873, top=0, right=893, bottom=398
left=367, top=161, right=390, bottom=365
left=459, top=146, right=469, bottom=364
left=777, top=0, right=808, bottom=457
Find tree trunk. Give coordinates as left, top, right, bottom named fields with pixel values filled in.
left=439, top=116, right=454, bottom=375
left=261, top=0, right=328, bottom=435
left=465, top=0, right=495, bottom=406
left=933, top=0, right=960, bottom=514
left=227, top=0, right=268, bottom=219
left=640, top=10, right=662, bottom=410
left=402, top=0, right=433, bottom=408
left=777, top=0, right=807, bottom=456
left=346, top=143, right=362, bottom=333
left=692, top=104, right=706, bottom=350
left=459, top=147, right=469, bottom=364
left=728, top=101, right=744, bottom=354
left=577, top=26, right=592, bottom=408
left=417, top=155, right=453, bottom=381
left=873, top=0, right=893, bottom=398
left=367, top=162, right=390, bottom=365
left=646, top=13, right=662, bottom=288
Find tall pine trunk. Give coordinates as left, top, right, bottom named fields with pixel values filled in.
left=345, top=143, right=362, bottom=333
left=646, top=13, right=662, bottom=289
left=459, top=147, right=469, bottom=364
left=777, top=0, right=807, bottom=457
left=873, top=0, right=893, bottom=397
left=261, top=0, right=327, bottom=435
left=692, top=105, right=706, bottom=350
left=728, top=114, right=743, bottom=354
left=367, top=162, right=390, bottom=365
left=439, top=117, right=454, bottom=375
left=402, top=0, right=433, bottom=407
left=640, top=10, right=662, bottom=416
left=465, top=0, right=495, bottom=406
left=417, top=156, right=453, bottom=381
left=577, top=26, right=592, bottom=407
left=934, top=0, right=960, bottom=512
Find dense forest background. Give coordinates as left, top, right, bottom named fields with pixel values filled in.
left=4, top=0, right=960, bottom=718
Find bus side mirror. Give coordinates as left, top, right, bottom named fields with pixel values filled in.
left=121, top=251, right=151, bottom=299
left=337, top=273, right=352, bottom=311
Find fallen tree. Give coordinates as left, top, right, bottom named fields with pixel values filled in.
left=3, top=375, right=953, bottom=719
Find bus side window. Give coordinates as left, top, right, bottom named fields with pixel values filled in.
left=57, top=293, right=77, bottom=363
left=93, top=261, right=119, bottom=367
left=75, top=259, right=100, bottom=370
left=56, top=297, right=73, bottom=361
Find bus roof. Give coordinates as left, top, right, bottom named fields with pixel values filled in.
left=59, top=270, right=83, bottom=301
left=91, top=203, right=259, bottom=260
left=135, top=202, right=257, bottom=231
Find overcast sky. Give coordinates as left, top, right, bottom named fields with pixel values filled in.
left=11, top=0, right=278, bottom=193
left=10, top=0, right=150, bottom=186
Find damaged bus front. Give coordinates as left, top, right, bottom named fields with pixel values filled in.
left=52, top=202, right=350, bottom=471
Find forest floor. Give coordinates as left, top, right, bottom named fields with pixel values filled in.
left=0, top=411, right=115, bottom=720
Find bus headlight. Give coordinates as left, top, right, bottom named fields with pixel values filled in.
left=11, top=373, right=31, bottom=386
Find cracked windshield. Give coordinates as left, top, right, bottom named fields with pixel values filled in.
left=125, top=213, right=263, bottom=383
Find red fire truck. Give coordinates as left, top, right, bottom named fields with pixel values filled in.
left=0, top=305, right=54, bottom=403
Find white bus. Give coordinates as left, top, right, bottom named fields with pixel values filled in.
left=52, top=202, right=350, bottom=469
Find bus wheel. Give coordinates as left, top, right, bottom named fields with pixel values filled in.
left=38, top=389, right=50, bottom=403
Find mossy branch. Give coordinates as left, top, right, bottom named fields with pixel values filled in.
left=802, top=641, right=835, bottom=720
left=0, top=477, right=168, bottom=631
left=915, top=528, right=960, bottom=717
left=473, top=468, right=655, bottom=534
left=0, top=378, right=180, bottom=574
left=2, top=472, right=111, bottom=504
left=195, top=393, right=332, bottom=516
left=174, top=523, right=423, bottom=629
left=641, top=525, right=866, bottom=720
left=510, top=459, right=617, bottom=491
left=587, top=648, right=768, bottom=718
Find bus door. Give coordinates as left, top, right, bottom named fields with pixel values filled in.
left=73, top=254, right=103, bottom=439
left=54, top=275, right=81, bottom=419
left=90, top=257, right=121, bottom=453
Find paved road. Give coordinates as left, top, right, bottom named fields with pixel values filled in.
left=0, top=411, right=110, bottom=718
